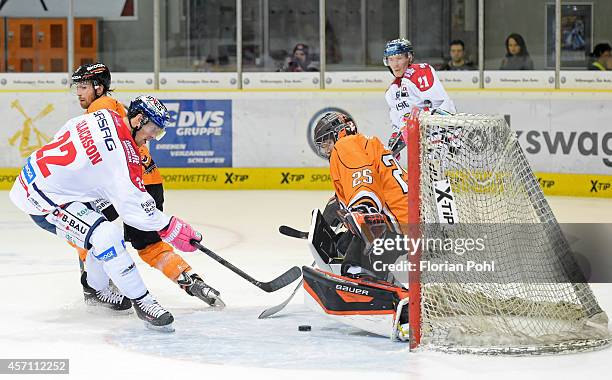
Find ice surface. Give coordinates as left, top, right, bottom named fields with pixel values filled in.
left=1, top=190, right=611, bottom=380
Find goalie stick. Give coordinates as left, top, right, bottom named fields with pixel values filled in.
left=259, top=226, right=311, bottom=318
left=278, top=225, right=309, bottom=239
left=191, top=240, right=301, bottom=293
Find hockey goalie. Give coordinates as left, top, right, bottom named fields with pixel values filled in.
left=304, top=111, right=412, bottom=341
left=304, top=110, right=611, bottom=354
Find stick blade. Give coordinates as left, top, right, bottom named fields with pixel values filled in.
left=258, top=279, right=303, bottom=319
left=260, top=266, right=302, bottom=293
left=279, top=225, right=308, bottom=239
left=258, top=304, right=285, bottom=319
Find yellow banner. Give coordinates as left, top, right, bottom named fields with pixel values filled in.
left=159, top=167, right=333, bottom=190
left=0, top=168, right=19, bottom=189
left=2, top=167, right=612, bottom=197
left=534, top=173, right=612, bottom=198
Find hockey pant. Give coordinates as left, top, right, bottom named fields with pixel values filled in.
left=81, top=184, right=191, bottom=282
left=31, top=203, right=147, bottom=299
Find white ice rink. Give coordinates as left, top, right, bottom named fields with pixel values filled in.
left=1, top=190, right=611, bottom=380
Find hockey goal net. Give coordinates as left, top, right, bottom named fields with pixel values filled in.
left=405, top=111, right=611, bottom=355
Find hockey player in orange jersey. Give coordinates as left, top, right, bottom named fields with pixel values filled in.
left=301, top=111, right=410, bottom=340
left=70, top=63, right=224, bottom=309
left=313, top=111, right=408, bottom=281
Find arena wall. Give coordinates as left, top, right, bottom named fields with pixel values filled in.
left=1, top=82, right=611, bottom=197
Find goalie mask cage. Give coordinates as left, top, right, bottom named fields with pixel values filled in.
left=405, top=112, right=611, bottom=355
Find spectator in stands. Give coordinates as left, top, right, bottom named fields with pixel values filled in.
left=499, top=33, right=534, bottom=70
left=280, top=43, right=319, bottom=72
left=440, top=40, right=476, bottom=70
left=587, top=43, right=611, bottom=71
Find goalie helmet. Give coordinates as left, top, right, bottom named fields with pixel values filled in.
left=127, top=95, right=170, bottom=140
left=383, top=38, right=413, bottom=66
left=71, top=62, right=112, bottom=92
left=313, top=111, right=357, bottom=159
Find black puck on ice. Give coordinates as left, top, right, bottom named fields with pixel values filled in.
left=298, top=325, right=311, bottom=332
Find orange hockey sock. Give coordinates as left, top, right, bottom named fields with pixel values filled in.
left=67, top=241, right=88, bottom=262
left=138, top=241, right=192, bottom=281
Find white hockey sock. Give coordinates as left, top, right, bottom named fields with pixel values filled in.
left=89, top=222, right=147, bottom=299
left=85, top=248, right=110, bottom=291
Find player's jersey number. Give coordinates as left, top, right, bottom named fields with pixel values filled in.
left=352, top=168, right=373, bottom=187
left=417, top=75, right=430, bottom=89
left=382, top=154, right=408, bottom=194
left=35, top=130, right=77, bottom=177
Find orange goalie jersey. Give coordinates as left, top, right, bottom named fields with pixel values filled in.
left=329, top=133, right=408, bottom=233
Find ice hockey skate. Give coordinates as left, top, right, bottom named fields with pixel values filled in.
left=81, top=272, right=132, bottom=314
left=178, top=272, right=226, bottom=308
left=133, top=292, right=175, bottom=332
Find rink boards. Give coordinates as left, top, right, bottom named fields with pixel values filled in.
left=1, top=90, right=611, bottom=197
left=1, top=167, right=612, bottom=198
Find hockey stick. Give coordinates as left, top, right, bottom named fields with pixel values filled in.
left=259, top=227, right=311, bottom=318
left=191, top=240, right=301, bottom=293
left=261, top=231, right=344, bottom=318
left=278, top=225, right=308, bottom=239
left=260, top=221, right=347, bottom=317
left=258, top=276, right=305, bottom=319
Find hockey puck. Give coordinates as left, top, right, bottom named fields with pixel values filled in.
left=298, top=325, right=311, bottom=332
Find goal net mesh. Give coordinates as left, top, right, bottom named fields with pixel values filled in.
left=415, top=113, right=611, bottom=355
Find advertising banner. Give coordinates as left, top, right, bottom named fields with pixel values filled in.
left=457, top=96, right=612, bottom=175
left=0, top=73, right=70, bottom=90
left=159, top=73, right=238, bottom=90
left=484, top=71, right=555, bottom=89
left=242, top=72, right=320, bottom=89
left=560, top=71, right=612, bottom=90
left=1, top=90, right=611, bottom=183
left=150, top=99, right=232, bottom=167
left=437, top=71, right=480, bottom=89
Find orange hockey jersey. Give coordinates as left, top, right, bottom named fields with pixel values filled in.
left=86, top=96, right=162, bottom=185
left=329, top=133, right=408, bottom=233
left=87, top=95, right=127, bottom=117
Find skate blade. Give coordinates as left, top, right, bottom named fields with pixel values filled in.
left=210, top=297, right=226, bottom=309
left=84, top=303, right=133, bottom=316
left=143, top=321, right=175, bottom=333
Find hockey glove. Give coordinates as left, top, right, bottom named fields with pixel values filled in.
left=388, top=130, right=406, bottom=159
left=159, top=217, right=202, bottom=252
left=430, top=108, right=452, bottom=116
left=343, top=211, right=387, bottom=248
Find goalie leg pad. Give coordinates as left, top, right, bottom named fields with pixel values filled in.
left=302, top=266, right=409, bottom=339
left=138, top=241, right=191, bottom=281
left=45, top=202, right=105, bottom=249
left=87, top=221, right=147, bottom=299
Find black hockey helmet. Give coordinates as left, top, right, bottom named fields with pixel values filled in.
left=71, top=62, right=112, bottom=93
left=313, top=111, right=357, bottom=159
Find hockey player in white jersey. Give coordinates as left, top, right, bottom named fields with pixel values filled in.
left=9, top=96, right=201, bottom=332
left=383, top=38, right=456, bottom=154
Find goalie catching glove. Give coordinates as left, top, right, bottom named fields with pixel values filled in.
left=342, top=210, right=387, bottom=247
left=158, top=217, right=202, bottom=252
